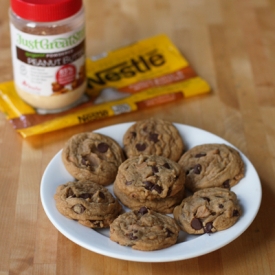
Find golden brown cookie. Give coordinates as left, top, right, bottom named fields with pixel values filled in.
left=110, top=207, right=179, bottom=251
left=178, top=143, right=245, bottom=192
left=173, top=187, right=241, bottom=234
left=54, top=180, right=122, bottom=228
left=62, top=132, right=125, bottom=185
left=113, top=155, right=185, bottom=213
left=123, top=118, right=184, bottom=161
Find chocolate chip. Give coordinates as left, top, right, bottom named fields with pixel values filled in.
left=191, top=218, right=203, bottom=230
left=67, top=188, right=73, bottom=196
left=166, top=228, right=173, bottom=237
left=151, top=184, right=163, bottom=194
left=149, top=133, right=159, bottom=143
left=131, top=131, right=137, bottom=138
left=126, top=181, right=133, bottom=185
left=204, top=222, right=213, bottom=233
left=79, top=193, right=91, bottom=199
left=223, top=180, right=230, bottom=188
left=81, top=156, right=89, bottom=166
left=138, top=206, right=148, bottom=215
left=163, top=163, right=170, bottom=169
left=98, top=191, right=105, bottom=199
left=97, top=142, right=109, bottom=153
left=135, top=143, right=146, bottom=151
left=202, top=197, right=210, bottom=202
left=233, top=210, right=240, bottom=217
left=195, top=153, right=206, bottom=158
left=128, top=233, right=138, bottom=240
left=193, top=164, right=202, bottom=174
left=144, top=181, right=154, bottom=190
left=73, top=204, right=85, bottom=214
left=81, top=155, right=96, bottom=170
left=67, top=188, right=76, bottom=198
left=219, top=204, right=224, bottom=208
left=151, top=166, right=159, bottom=174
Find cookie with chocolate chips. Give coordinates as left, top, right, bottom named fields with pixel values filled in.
left=178, top=143, right=245, bottom=192
left=54, top=180, right=122, bottom=228
left=62, top=132, right=125, bottom=185
left=110, top=207, right=179, bottom=251
left=173, top=187, right=241, bottom=234
left=123, top=118, right=184, bottom=161
left=113, top=155, right=185, bottom=214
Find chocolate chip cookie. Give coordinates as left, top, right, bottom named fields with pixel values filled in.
left=54, top=180, right=122, bottom=228
left=123, top=118, right=184, bottom=161
left=173, top=187, right=241, bottom=234
left=113, top=155, right=185, bottom=213
left=62, top=132, right=125, bottom=185
left=178, top=143, right=245, bottom=192
left=110, top=207, right=179, bottom=250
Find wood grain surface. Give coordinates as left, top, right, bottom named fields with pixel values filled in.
left=1, top=0, right=275, bottom=274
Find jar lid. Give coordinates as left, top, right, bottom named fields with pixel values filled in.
left=10, top=0, right=83, bottom=22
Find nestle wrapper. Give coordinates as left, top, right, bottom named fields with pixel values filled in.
left=0, top=34, right=211, bottom=138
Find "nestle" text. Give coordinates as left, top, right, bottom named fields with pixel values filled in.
left=87, top=50, right=165, bottom=89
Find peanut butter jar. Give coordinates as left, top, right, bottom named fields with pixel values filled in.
left=9, top=0, right=86, bottom=111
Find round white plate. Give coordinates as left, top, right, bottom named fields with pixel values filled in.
left=40, top=122, right=262, bottom=262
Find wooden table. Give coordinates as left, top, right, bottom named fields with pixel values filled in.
left=1, top=0, right=275, bottom=274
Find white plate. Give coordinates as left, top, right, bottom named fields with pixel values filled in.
left=40, top=122, right=262, bottom=262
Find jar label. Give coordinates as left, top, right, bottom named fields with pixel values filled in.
left=10, top=24, right=86, bottom=96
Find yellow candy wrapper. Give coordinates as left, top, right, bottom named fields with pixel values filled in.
left=0, top=34, right=211, bottom=138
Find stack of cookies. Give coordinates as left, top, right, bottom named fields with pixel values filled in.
left=113, top=154, right=185, bottom=214
left=53, top=117, right=245, bottom=251
left=113, top=118, right=186, bottom=214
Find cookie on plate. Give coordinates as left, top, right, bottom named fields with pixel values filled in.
left=178, top=143, right=245, bottom=192
left=110, top=206, right=179, bottom=251
left=62, top=132, right=125, bottom=185
left=113, top=154, right=185, bottom=214
left=173, top=187, right=241, bottom=234
left=123, top=118, right=184, bottom=161
left=54, top=180, right=122, bottom=228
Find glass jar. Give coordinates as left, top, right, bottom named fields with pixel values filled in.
left=9, top=0, right=86, bottom=111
